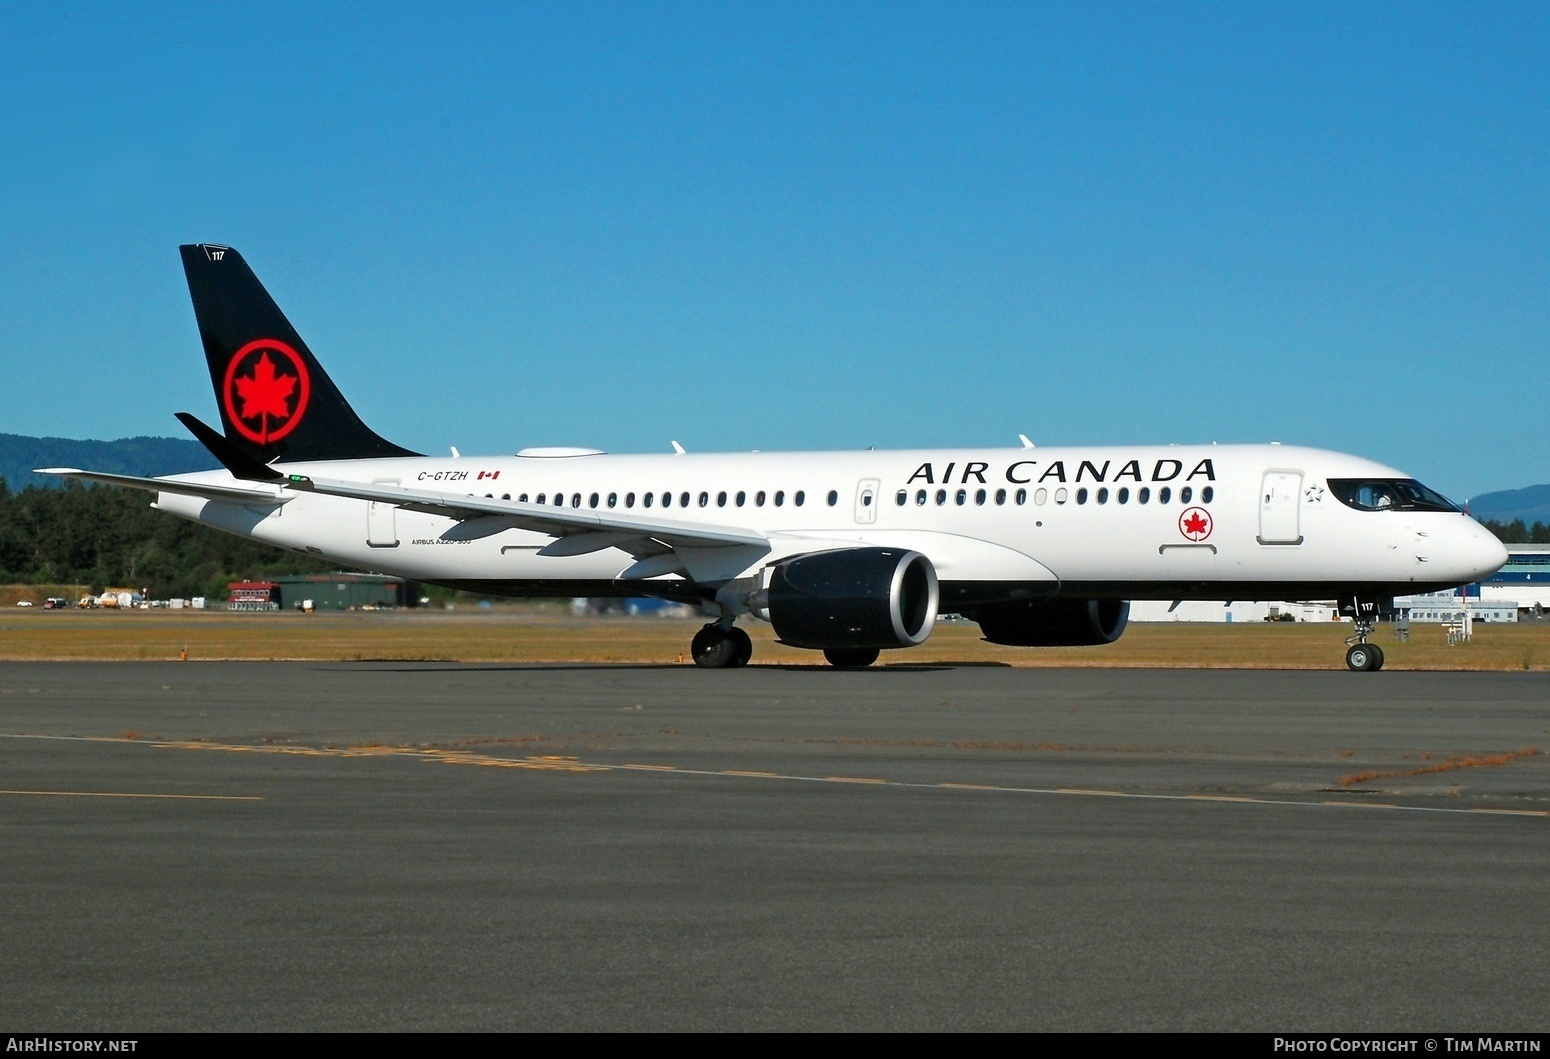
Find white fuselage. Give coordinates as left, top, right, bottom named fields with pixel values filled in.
left=149, top=442, right=1507, bottom=612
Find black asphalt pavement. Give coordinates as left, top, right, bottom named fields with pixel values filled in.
left=1, top=663, right=1546, bottom=1030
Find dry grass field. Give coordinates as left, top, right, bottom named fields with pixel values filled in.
left=1, top=607, right=1546, bottom=669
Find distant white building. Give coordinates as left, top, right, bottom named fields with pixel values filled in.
left=1480, top=543, right=1550, bottom=613
left=1129, top=600, right=1336, bottom=623
left=1394, top=590, right=1516, bottom=624
left=1123, top=544, right=1544, bottom=625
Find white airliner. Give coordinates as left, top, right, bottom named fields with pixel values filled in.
left=44, top=245, right=1507, bottom=671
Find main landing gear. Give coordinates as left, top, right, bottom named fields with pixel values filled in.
left=687, top=622, right=882, bottom=669
left=1345, top=619, right=1385, bottom=672
left=690, top=621, right=753, bottom=669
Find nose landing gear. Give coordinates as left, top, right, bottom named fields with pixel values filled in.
left=690, top=621, right=753, bottom=669
left=1340, top=596, right=1390, bottom=671
left=1345, top=619, right=1385, bottom=672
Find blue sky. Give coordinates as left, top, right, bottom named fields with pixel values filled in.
left=1, top=2, right=1545, bottom=500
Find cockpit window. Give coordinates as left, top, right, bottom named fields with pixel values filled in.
left=1328, top=479, right=1458, bottom=513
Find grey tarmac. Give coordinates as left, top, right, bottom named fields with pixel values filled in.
left=1, top=662, right=1547, bottom=1031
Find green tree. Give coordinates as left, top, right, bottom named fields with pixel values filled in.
left=0, top=482, right=341, bottom=597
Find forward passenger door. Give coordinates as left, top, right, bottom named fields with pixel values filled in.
left=1258, top=471, right=1303, bottom=545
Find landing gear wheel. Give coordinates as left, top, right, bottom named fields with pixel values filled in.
left=824, top=647, right=880, bottom=669
left=1345, top=643, right=1378, bottom=672
left=728, top=627, right=753, bottom=667
left=1368, top=644, right=1385, bottom=671
left=691, top=625, right=738, bottom=669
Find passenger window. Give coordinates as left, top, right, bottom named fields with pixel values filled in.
left=680, top=492, right=690, bottom=508
left=589, top=493, right=599, bottom=508
left=936, top=489, right=947, bottom=506
left=661, top=492, right=671, bottom=508
left=717, top=491, right=727, bottom=507
left=1117, top=487, right=1129, bottom=504
left=827, top=490, right=838, bottom=506
left=1202, top=486, right=1214, bottom=503
left=572, top=493, right=582, bottom=508
left=1033, top=488, right=1046, bottom=505
left=1055, top=487, right=1068, bottom=504
left=975, top=488, right=986, bottom=505
left=756, top=491, right=766, bottom=506
left=1138, top=487, right=1149, bottom=504
left=643, top=492, right=653, bottom=508
left=916, top=489, right=927, bottom=505
left=1017, top=488, right=1029, bottom=505
left=795, top=491, right=805, bottom=506
left=736, top=491, right=746, bottom=507
left=518, top=493, right=529, bottom=503
left=897, top=490, right=908, bottom=506
left=1076, top=488, right=1088, bottom=505
left=625, top=492, right=635, bottom=508
left=995, top=488, right=1006, bottom=505
left=502, top=493, right=511, bottom=501
left=1181, top=486, right=1193, bottom=504
left=1096, top=487, right=1108, bottom=505
left=536, top=493, right=546, bottom=505
left=1159, top=486, right=1171, bottom=504
left=776, top=490, right=786, bottom=507
left=698, top=491, right=709, bottom=507
left=951, top=488, right=962, bottom=505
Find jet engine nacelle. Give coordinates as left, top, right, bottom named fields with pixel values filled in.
left=762, top=548, right=939, bottom=650
left=969, top=598, right=1130, bottom=647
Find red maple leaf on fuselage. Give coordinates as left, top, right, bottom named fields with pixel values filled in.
left=1183, top=512, right=1209, bottom=536
left=233, top=353, right=298, bottom=424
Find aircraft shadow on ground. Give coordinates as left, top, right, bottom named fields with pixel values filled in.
left=301, top=661, right=1009, bottom=674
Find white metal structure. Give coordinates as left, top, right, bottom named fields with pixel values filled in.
left=42, top=245, right=1508, bottom=671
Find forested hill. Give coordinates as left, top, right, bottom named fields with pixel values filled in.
left=1469, top=484, right=1550, bottom=527
left=0, top=433, right=217, bottom=492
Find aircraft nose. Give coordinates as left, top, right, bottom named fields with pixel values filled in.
left=1461, top=520, right=1509, bottom=581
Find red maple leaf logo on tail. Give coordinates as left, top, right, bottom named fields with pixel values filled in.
left=222, top=339, right=311, bottom=445
left=234, top=353, right=296, bottom=423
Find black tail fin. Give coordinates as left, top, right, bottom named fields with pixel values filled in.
left=179, top=243, right=419, bottom=463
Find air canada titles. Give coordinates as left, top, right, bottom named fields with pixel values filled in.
left=904, top=457, right=1216, bottom=486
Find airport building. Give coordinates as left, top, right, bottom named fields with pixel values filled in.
left=1128, top=600, right=1337, bottom=623
left=226, top=573, right=415, bottom=611
left=1480, top=542, right=1550, bottom=611
left=1131, top=544, right=1547, bottom=624
left=1392, top=543, right=1550, bottom=623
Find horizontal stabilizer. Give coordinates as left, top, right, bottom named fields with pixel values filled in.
left=36, top=468, right=289, bottom=504
left=175, top=412, right=282, bottom=481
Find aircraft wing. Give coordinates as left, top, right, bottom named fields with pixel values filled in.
left=285, top=474, right=769, bottom=558
left=37, top=468, right=290, bottom=504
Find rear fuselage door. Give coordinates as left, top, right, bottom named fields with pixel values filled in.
left=1258, top=471, right=1304, bottom=545
left=854, top=479, right=880, bottom=525
left=367, top=478, right=400, bottom=548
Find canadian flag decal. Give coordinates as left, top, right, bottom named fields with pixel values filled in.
left=477, top=471, right=501, bottom=481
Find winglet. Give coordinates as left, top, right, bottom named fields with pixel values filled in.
left=175, top=412, right=283, bottom=481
